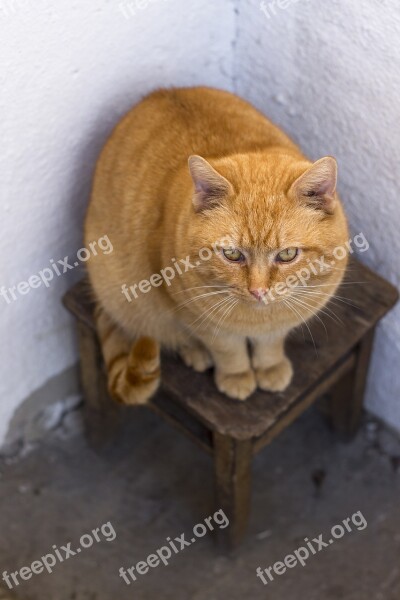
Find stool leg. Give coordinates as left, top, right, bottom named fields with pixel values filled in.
left=77, top=321, right=122, bottom=449
left=213, top=432, right=252, bottom=552
left=329, top=328, right=376, bottom=439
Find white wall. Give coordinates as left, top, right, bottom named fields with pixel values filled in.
left=2, top=0, right=400, bottom=446
left=235, top=0, right=400, bottom=428
left=0, top=0, right=236, bottom=444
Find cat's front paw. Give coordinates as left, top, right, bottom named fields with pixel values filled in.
left=215, top=370, right=256, bottom=401
left=255, top=358, right=293, bottom=392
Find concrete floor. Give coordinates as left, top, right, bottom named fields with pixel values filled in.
left=1, top=402, right=400, bottom=600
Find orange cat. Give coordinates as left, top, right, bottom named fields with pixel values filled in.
left=84, top=86, right=349, bottom=403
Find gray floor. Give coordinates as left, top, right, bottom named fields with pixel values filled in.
left=1, top=402, right=400, bottom=600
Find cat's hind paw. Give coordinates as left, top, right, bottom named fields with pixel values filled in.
left=179, top=342, right=213, bottom=372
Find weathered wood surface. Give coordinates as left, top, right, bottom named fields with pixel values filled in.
left=329, top=328, right=376, bottom=440
left=253, top=351, right=356, bottom=453
left=63, top=258, right=398, bottom=441
left=213, top=433, right=252, bottom=551
left=77, top=321, right=123, bottom=448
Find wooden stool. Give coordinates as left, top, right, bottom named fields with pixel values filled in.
left=63, top=258, right=398, bottom=551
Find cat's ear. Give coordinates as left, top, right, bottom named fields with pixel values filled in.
left=188, top=155, right=233, bottom=212
left=290, top=157, right=338, bottom=215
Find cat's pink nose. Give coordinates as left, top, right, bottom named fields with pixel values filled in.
left=249, top=288, right=268, bottom=301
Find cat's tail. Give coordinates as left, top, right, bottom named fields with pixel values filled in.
left=94, top=304, right=161, bottom=405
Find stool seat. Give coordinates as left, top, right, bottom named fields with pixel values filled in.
left=63, top=257, right=398, bottom=550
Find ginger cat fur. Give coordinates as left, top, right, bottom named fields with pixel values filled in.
left=84, top=86, right=349, bottom=403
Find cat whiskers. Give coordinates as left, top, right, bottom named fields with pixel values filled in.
left=212, top=298, right=239, bottom=341
left=295, top=281, right=368, bottom=288
left=291, top=291, right=344, bottom=327
left=188, top=294, right=235, bottom=333
left=172, top=285, right=232, bottom=295
left=285, top=293, right=329, bottom=336
left=281, top=296, right=318, bottom=353
left=169, top=288, right=231, bottom=314
left=295, top=285, right=360, bottom=311
left=289, top=280, right=368, bottom=326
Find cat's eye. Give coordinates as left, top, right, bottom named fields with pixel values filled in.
left=223, top=248, right=244, bottom=262
left=276, top=248, right=298, bottom=263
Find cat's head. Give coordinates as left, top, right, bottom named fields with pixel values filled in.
left=187, top=153, right=349, bottom=307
